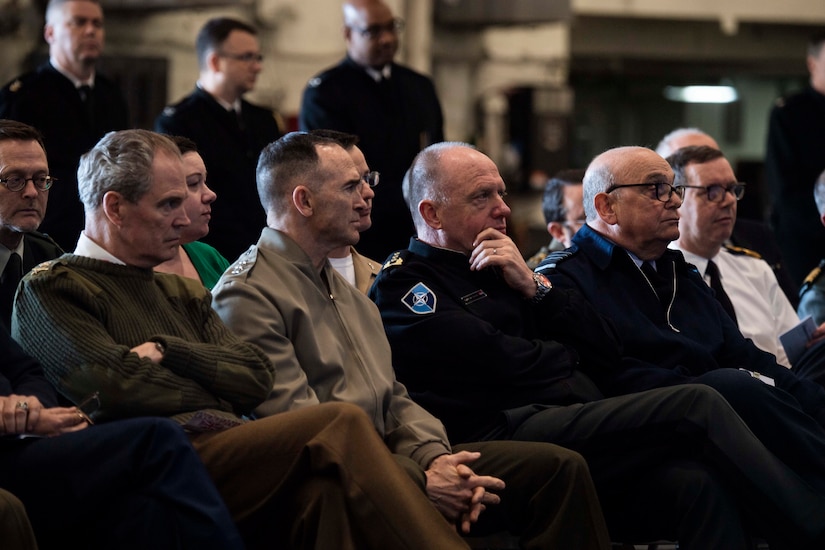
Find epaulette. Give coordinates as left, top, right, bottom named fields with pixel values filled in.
left=381, top=250, right=406, bottom=271
left=26, top=258, right=60, bottom=278
left=7, top=79, right=23, bottom=93
left=535, top=249, right=576, bottom=272
left=161, top=105, right=177, bottom=117
left=227, top=247, right=258, bottom=276
left=307, top=76, right=322, bottom=88
left=800, top=259, right=825, bottom=296
left=723, top=244, right=762, bottom=259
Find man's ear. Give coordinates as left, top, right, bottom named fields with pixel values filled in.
left=102, top=191, right=125, bottom=227
left=293, top=185, right=314, bottom=218
left=594, top=193, right=617, bottom=225
left=206, top=50, right=222, bottom=74
left=419, top=200, right=441, bottom=230
left=548, top=222, right=565, bottom=242
left=43, top=23, right=54, bottom=45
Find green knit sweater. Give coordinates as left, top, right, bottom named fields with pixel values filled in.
left=12, top=254, right=274, bottom=426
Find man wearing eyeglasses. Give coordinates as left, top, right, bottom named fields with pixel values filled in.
left=155, top=17, right=283, bottom=262
left=299, top=0, right=444, bottom=264
left=0, top=0, right=129, bottom=252
left=0, top=120, right=63, bottom=331
left=526, top=169, right=585, bottom=269
left=666, top=145, right=808, bottom=369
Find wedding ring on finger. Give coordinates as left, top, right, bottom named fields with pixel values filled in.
left=15, top=401, right=28, bottom=412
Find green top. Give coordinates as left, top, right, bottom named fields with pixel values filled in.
left=183, top=241, right=230, bottom=290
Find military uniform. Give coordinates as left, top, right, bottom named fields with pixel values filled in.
left=764, top=86, right=825, bottom=284
left=155, top=87, right=282, bottom=261
left=299, top=57, right=443, bottom=262
left=0, top=63, right=129, bottom=250
left=372, top=237, right=825, bottom=547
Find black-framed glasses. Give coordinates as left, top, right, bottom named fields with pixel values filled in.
left=350, top=18, right=404, bottom=40
left=219, top=51, right=264, bottom=63
left=605, top=182, right=685, bottom=203
left=362, top=171, right=380, bottom=188
left=0, top=174, right=56, bottom=192
left=681, top=183, right=746, bottom=202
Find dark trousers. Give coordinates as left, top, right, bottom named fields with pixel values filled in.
left=396, top=440, right=612, bottom=550
left=508, top=384, right=825, bottom=549
left=0, top=417, right=243, bottom=550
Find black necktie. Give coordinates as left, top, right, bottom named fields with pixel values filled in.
left=1, top=252, right=22, bottom=329
left=705, top=259, right=737, bottom=323
left=641, top=260, right=671, bottom=304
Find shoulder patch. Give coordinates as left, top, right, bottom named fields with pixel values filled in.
left=724, top=244, right=762, bottom=259
left=402, top=282, right=436, bottom=315
left=535, top=249, right=576, bottom=272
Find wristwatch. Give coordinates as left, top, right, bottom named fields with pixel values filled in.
left=531, top=272, right=552, bottom=303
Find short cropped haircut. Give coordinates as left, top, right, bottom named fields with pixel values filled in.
left=655, top=127, right=713, bottom=158
left=814, top=168, right=825, bottom=216
left=541, top=168, right=585, bottom=225
left=809, top=30, right=825, bottom=58
left=403, top=142, right=473, bottom=229
left=256, top=132, right=337, bottom=216
left=309, top=129, right=359, bottom=151
left=167, top=135, right=199, bottom=155
left=0, top=119, right=46, bottom=153
left=581, top=162, right=615, bottom=222
left=77, top=130, right=181, bottom=213
left=46, top=0, right=101, bottom=24
left=665, top=145, right=726, bottom=188
left=196, top=17, right=257, bottom=71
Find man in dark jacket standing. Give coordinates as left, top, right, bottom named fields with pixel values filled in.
left=155, top=17, right=282, bottom=261
left=0, top=0, right=128, bottom=251
left=299, top=0, right=443, bottom=262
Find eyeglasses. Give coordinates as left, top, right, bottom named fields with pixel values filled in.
left=681, top=183, right=746, bottom=202
left=219, top=52, right=264, bottom=63
left=362, top=171, right=380, bottom=188
left=0, top=174, right=56, bottom=192
left=605, top=182, right=685, bottom=203
left=350, top=18, right=404, bottom=40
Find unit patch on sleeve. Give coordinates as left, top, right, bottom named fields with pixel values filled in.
left=402, top=282, right=437, bottom=314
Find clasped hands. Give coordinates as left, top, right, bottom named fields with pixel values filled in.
left=0, top=394, right=88, bottom=437
left=425, top=451, right=505, bottom=534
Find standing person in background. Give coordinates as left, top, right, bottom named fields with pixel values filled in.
left=0, top=0, right=129, bottom=251
left=300, top=0, right=443, bottom=262
left=765, top=31, right=825, bottom=285
left=155, top=136, right=228, bottom=289
left=155, top=17, right=283, bottom=261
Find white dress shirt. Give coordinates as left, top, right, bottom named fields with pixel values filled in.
left=673, top=244, right=799, bottom=368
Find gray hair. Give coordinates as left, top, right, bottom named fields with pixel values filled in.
left=655, top=127, right=713, bottom=158
left=403, top=141, right=472, bottom=231
left=77, top=129, right=180, bottom=213
left=46, top=0, right=101, bottom=24
left=582, top=162, right=615, bottom=221
left=815, top=168, right=825, bottom=216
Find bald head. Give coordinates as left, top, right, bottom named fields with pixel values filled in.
left=584, top=146, right=680, bottom=260
left=343, top=0, right=399, bottom=68
left=655, top=128, right=719, bottom=158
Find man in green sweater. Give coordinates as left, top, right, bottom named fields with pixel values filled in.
left=11, top=128, right=478, bottom=550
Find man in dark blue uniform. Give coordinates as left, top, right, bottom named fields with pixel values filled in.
left=765, top=31, right=825, bottom=284
left=371, top=141, right=825, bottom=549
left=299, top=0, right=443, bottom=262
left=155, top=17, right=282, bottom=261
left=0, top=0, right=128, bottom=251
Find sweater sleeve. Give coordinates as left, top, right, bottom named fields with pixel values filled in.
left=13, top=265, right=274, bottom=421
